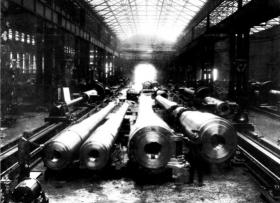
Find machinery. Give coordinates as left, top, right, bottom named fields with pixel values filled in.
left=250, top=81, right=280, bottom=108
left=80, top=102, right=129, bottom=170
left=142, top=81, right=159, bottom=89
left=180, top=87, right=236, bottom=117
left=64, top=89, right=98, bottom=106
left=128, top=94, right=174, bottom=173
left=13, top=177, right=48, bottom=203
left=127, top=88, right=140, bottom=102
left=47, top=88, right=99, bottom=121
left=155, top=95, right=237, bottom=163
left=43, top=101, right=117, bottom=170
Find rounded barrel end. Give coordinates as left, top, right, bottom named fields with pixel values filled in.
left=200, top=119, right=237, bottom=163
left=129, top=126, right=173, bottom=170
left=216, top=102, right=231, bottom=116
left=80, top=142, right=109, bottom=170
left=43, top=141, right=71, bottom=170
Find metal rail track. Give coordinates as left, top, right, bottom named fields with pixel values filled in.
left=1, top=123, right=61, bottom=161
left=250, top=106, right=280, bottom=121
left=237, top=131, right=280, bottom=203
left=0, top=121, right=66, bottom=177
left=0, top=123, right=51, bottom=153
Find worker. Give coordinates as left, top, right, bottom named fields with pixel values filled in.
left=184, top=136, right=205, bottom=187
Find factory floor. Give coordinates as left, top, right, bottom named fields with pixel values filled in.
left=1, top=105, right=274, bottom=202
left=248, top=110, right=280, bottom=145
left=34, top=162, right=265, bottom=203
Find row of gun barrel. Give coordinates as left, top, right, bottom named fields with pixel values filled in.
left=43, top=87, right=237, bottom=174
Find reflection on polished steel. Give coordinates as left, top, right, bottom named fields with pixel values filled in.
left=82, top=89, right=98, bottom=100
left=204, top=96, right=231, bottom=116
left=43, top=101, right=117, bottom=170
left=269, top=89, right=280, bottom=97
left=182, top=87, right=195, bottom=97
left=128, top=94, right=174, bottom=172
left=80, top=102, right=129, bottom=170
left=155, top=95, right=237, bottom=163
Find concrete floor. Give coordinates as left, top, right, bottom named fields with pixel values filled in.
left=248, top=110, right=280, bottom=144
left=35, top=163, right=264, bottom=203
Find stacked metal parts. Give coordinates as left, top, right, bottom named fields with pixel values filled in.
left=43, top=101, right=117, bottom=170
left=155, top=95, right=237, bottom=163
left=80, top=102, right=129, bottom=170
left=128, top=94, right=174, bottom=173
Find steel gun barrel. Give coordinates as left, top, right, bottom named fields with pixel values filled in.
left=204, top=96, right=231, bottom=116
left=128, top=95, right=174, bottom=172
left=155, top=95, right=237, bottom=163
left=182, top=87, right=231, bottom=116
left=43, top=101, right=117, bottom=170
left=80, top=102, right=129, bottom=170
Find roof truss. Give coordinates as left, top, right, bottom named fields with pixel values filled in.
left=87, top=0, right=207, bottom=42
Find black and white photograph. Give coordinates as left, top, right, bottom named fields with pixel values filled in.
left=0, top=0, right=280, bottom=202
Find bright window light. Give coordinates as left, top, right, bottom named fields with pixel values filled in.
left=134, top=63, right=157, bottom=89
left=213, top=68, right=218, bottom=81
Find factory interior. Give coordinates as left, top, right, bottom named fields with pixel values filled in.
left=1, top=0, right=280, bottom=202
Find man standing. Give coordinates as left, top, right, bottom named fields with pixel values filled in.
left=185, top=136, right=205, bottom=187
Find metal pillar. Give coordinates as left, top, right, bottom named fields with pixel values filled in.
left=54, top=29, right=65, bottom=87
left=81, top=39, right=90, bottom=84
left=43, top=24, right=56, bottom=103
left=229, top=30, right=250, bottom=109
left=35, top=19, right=44, bottom=101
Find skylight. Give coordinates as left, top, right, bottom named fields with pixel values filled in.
left=250, top=17, right=280, bottom=35
left=86, top=0, right=207, bottom=42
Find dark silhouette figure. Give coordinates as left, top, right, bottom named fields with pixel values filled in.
left=185, top=138, right=204, bottom=186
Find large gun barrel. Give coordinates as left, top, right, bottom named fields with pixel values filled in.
left=204, top=96, right=231, bottom=116
left=80, top=102, right=129, bottom=170
left=155, top=95, right=237, bottom=163
left=181, top=87, right=231, bottom=116
left=128, top=95, right=174, bottom=172
left=43, top=101, right=117, bottom=170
